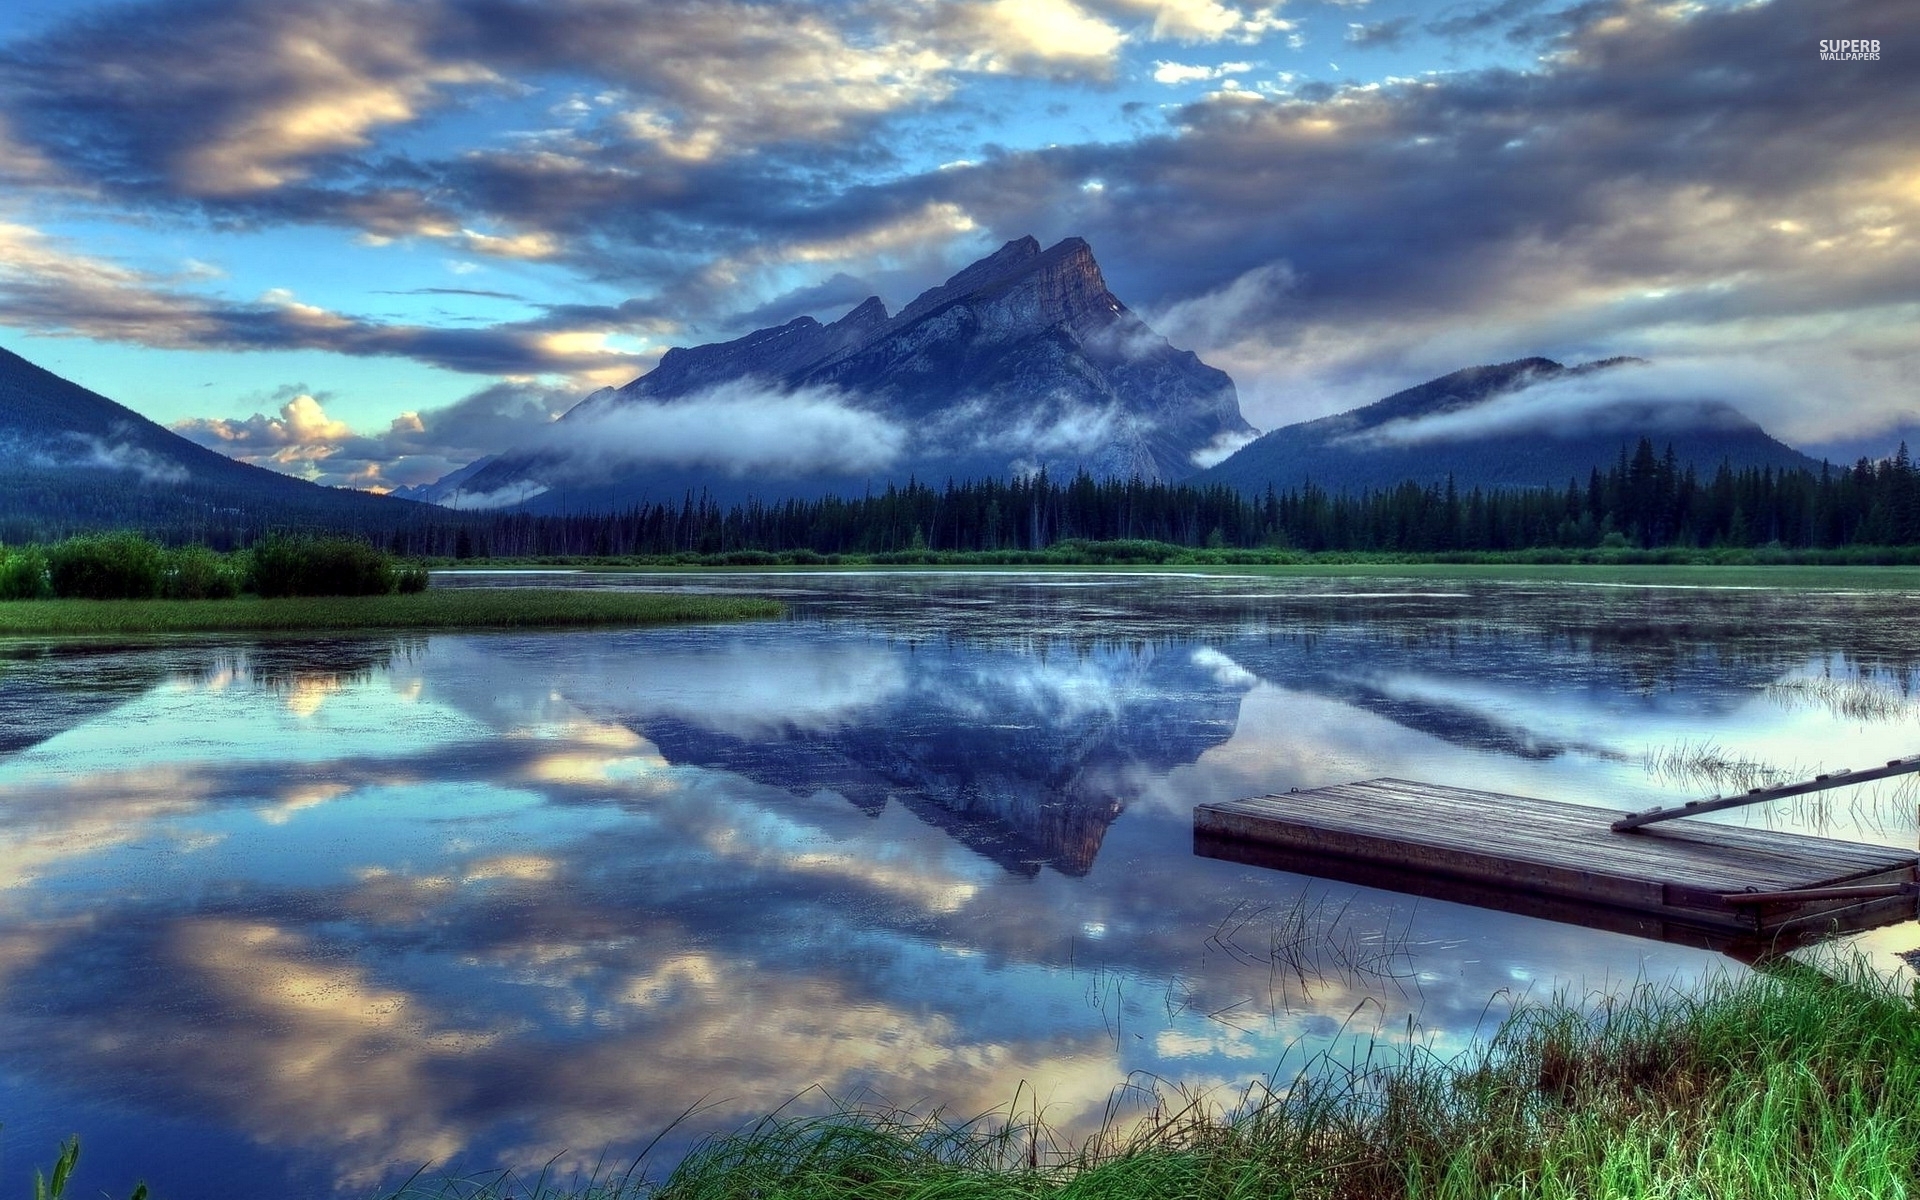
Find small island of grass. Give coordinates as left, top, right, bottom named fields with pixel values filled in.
left=0, top=533, right=780, bottom=635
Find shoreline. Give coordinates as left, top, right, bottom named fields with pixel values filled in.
left=430, top=559, right=1920, bottom=590
left=0, top=588, right=783, bottom=637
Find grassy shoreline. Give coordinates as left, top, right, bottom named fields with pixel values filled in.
left=435, top=559, right=1920, bottom=590
left=374, top=960, right=1920, bottom=1199
left=0, top=588, right=782, bottom=636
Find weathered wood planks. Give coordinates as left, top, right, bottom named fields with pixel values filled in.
left=1195, top=778, right=1919, bottom=937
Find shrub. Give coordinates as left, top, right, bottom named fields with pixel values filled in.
left=0, top=544, right=52, bottom=599
left=47, top=533, right=165, bottom=599
left=395, top=564, right=430, bottom=593
left=163, top=544, right=243, bottom=599
left=250, top=535, right=398, bottom=597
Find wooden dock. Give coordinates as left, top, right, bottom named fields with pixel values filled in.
left=1195, top=778, right=1919, bottom=943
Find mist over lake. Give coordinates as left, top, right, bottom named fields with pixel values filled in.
left=4, top=571, right=1919, bottom=1198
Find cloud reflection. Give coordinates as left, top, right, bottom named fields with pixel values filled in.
left=6, top=576, right=1920, bottom=1197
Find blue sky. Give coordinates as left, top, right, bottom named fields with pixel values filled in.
left=0, top=0, right=1911, bottom=489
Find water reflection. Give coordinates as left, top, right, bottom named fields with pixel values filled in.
left=3, top=573, right=1919, bottom=1197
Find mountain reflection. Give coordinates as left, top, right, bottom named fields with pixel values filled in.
left=2, top=574, right=1919, bottom=1199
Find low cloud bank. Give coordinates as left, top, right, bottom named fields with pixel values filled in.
left=527, top=379, right=907, bottom=481
left=1352, top=360, right=1795, bottom=448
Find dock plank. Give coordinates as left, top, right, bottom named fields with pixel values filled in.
left=1196, top=778, right=1918, bottom=935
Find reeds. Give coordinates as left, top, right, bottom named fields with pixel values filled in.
left=1639, top=737, right=1798, bottom=793
left=353, top=956, right=1920, bottom=1199
left=1766, top=675, right=1920, bottom=723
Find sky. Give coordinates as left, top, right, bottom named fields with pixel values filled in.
left=0, top=0, right=1911, bottom=491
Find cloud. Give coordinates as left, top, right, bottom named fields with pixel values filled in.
left=934, top=0, right=1125, bottom=76
left=1189, top=427, right=1258, bottom=467
left=1345, top=17, right=1413, bottom=48
left=1147, top=261, right=1298, bottom=350
left=925, top=394, right=1132, bottom=466
left=0, top=0, right=1912, bottom=457
left=1340, top=356, right=1902, bottom=453
left=1425, top=0, right=1547, bottom=40
left=0, top=221, right=647, bottom=381
left=892, top=0, right=1920, bottom=435
left=1104, top=0, right=1292, bottom=43
left=68, top=433, right=192, bottom=483
left=729, top=273, right=878, bottom=330
left=507, top=379, right=908, bottom=488
left=176, top=380, right=580, bottom=489
left=1151, top=60, right=1253, bottom=85
left=0, top=0, right=1118, bottom=217
left=1, top=0, right=497, bottom=198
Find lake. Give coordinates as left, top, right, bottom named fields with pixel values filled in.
left=4, top=570, right=1919, bottom=1197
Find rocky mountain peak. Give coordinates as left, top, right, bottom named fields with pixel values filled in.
left=447, top=234, right=1254, bottom=508
left=882, top=235, right=1122, bottom=346
left=833, top=294, right=890, bottom=333
left=893, top=236, right=1041, bottom=326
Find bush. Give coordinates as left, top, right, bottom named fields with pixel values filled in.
left=395, top=564, right=429, bottom=593
left=47, top=533, right=165, bottom=599
left=163, top=544, right=243, bottom=599
left=250, top=535, right=399, bottom=597
left=0, top=544, right=51, bottom=599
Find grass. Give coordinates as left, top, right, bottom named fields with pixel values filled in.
left=437, top=557, right=1920, bottom=591
left=0, top=589, right=782, bottom=636
left=365, top=958, right=1920, bottom=1200
left=1640, top=738, right=1800, bottom=793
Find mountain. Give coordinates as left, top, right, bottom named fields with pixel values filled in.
left=1194, top=357, right=1825, bottom=495
left=451, top=236, right=1252, bottom=510
left=0, top=344, right=428, bottom=538
left=388, top=454, right=498, bottom=506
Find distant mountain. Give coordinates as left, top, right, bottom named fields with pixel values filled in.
left=1195, top=357, right=1825, bottom=495
left=451, top=236, right=1253, bottom=510
left=0, top=344, right=427, bottom=538
left=388, top=455, right=498, bottom=506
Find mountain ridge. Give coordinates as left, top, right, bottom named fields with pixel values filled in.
left=451, top=236, right=1253, bottom=510
left=0, top=343, right=427, bottom=537
left=1195, top=357, right=1824, bottom=495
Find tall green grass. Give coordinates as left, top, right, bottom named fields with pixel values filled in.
left=0, top=533, right=424, bottom=601
left=368, top=960, right=1920, bottom=1199
left=0, top=590, right=781, bottom=635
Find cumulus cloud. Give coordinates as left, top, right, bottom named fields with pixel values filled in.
left=0, top=0, right=1119, bottom=216
left=933, top=0, right=1125, bottom=76
left=1, top=0, right=497, bottom=198
left=175, top=381, right=579, bottom=489
left=1104, top=0, right=1292, bottom=43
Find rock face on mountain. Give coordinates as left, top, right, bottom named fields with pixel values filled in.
left=453, top=236, right=1253, bottom=510
left=1195, top=357, right=1823, bottom=496
left=0, top=344, right=422, bottom=536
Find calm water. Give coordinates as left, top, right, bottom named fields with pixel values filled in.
left=4, top=572, right=1920, bottom=1197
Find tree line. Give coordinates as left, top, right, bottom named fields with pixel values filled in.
left=377, top=438, right=1920, bottom=558
left=11, top=437, right=1919, bottom=558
